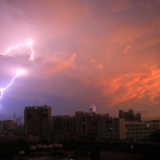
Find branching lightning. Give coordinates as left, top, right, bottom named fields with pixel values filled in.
left=0, top=70, right=24, bottom=100
left=85, top=0, right=116, bottom=57
left=1, top=41, right=34, bottom=60
left=0, top=41, right=35, bottom=105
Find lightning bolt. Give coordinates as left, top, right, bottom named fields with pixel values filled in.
left=1, top=41, right=34, bottom=60
left=85, top=0, right=116, bottom=57
left=0, top=41, right=35, bottom=106
left=0, top=71, right=23, bottom=100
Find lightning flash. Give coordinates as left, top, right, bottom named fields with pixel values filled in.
left=0, top=70, right=24, bottom=100
left=1, top=41, right=34, bottom=60
left=85, top=0, right=116, bottom=57
left=0, top=41, right=34, bottom=104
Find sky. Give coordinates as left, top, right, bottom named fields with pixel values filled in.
left=0, top=0, right=160, bottom=120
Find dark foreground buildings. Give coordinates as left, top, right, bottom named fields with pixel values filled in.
left=24, top=105, right=160, bottom=142
left=24, top=105, right=51, bottom=142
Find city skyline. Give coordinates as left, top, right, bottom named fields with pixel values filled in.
left=0, top=0, right=160, bottom=120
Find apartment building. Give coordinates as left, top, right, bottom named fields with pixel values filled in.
left=52, top=115, right=76, bottom=135
left=76, top=111, right=110, bottom=136
left=23, top=105, right=160, bottom=141
left=24, top=105, right=51, bottom=142
left=98, top=118, right=160, bottom=140
left=98, top=118, right=126, bottom=139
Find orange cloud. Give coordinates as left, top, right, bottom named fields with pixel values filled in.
left=41, top=52, right=75, bottom=75
left=96, top=68, right=160, bottom=105
left=123, top=45, right=132, bottom=53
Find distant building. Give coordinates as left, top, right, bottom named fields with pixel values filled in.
left=90, top=104, right=96, bottom=114
left=24, top=105, right=51, bottom=142
left=0, top=120, right=14, bottom=133
left=13, top=113, right=16, bottom=122
left=119, top=109, right=141, bottom=121
left=5, top=120, right=14, bottom=130
left=16, top=116, right=23, bottom=124
left=75, top=111, right=110, bottom=136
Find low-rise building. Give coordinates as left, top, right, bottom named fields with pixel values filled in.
left=98, top=118, right=160, bottom=140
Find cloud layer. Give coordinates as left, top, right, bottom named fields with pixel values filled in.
left=0, top=0, right=160, bottom=120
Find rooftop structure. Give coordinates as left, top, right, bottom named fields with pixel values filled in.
left=119, top=109, right=141, bottom=121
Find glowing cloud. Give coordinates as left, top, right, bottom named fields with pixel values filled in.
left=0, top=41, right=35, bottom=105
left=1, top=41, right=34, bottom=60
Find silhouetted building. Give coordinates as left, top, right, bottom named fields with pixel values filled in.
left=16, top=116, right=23, bottom=124
left=98, top=117, right=120, bottom=139
left=119, top=109, right=141, bottom=121
left=52, top=115, right=76, bottom=135
left=75, top=111, right=110, bottom=136
left=24, top=105, right=51, bottom=142
left=23, top=105, right=160, bottom=141
left=13, top=113, right=16, bottom=122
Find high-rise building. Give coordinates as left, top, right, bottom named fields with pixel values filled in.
left=13, top=113, right=16, bottom=122
left=90, top=104, right=96, bottom=114
left=24, top=105, right=51, bottom=142
left=119, top=109, right=141, bottom=121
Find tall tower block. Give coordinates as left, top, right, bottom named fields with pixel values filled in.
left=90, top=104, right=96, bottom=114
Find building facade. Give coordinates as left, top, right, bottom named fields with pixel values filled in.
left=98, top=118, right=160, bottom=140
left=124, top=120, right=160, bottom=140
left=98, top=118, right=126, bottom=139
left=75, top=111, right=110, bottom=136
left=24, top=105, right=51, bottom=142
left=52, top=115, right=76, bottom=135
